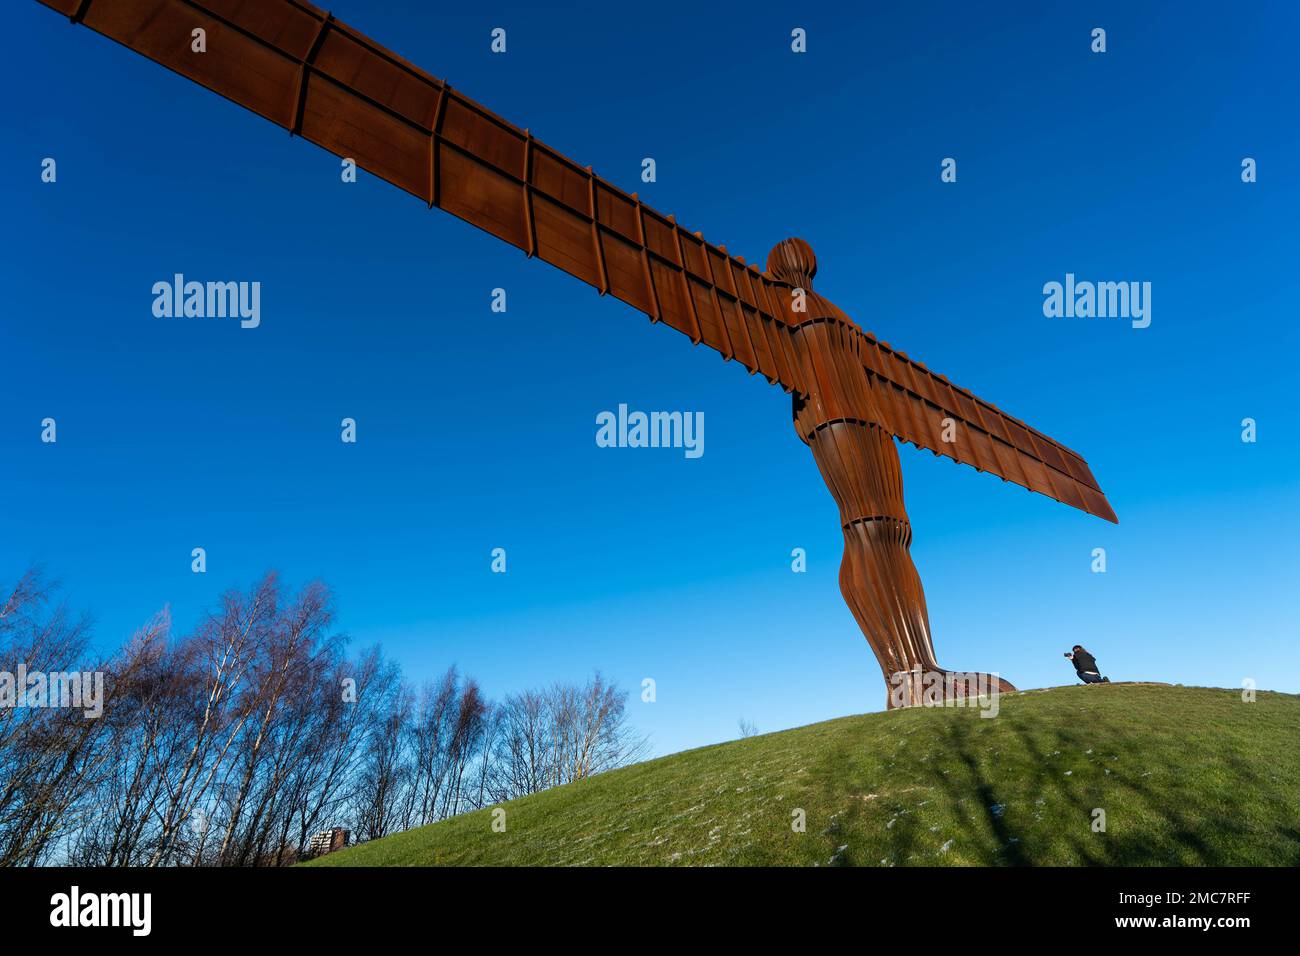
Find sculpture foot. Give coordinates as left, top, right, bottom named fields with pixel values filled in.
left=886, top=668, right=1017, bottom=710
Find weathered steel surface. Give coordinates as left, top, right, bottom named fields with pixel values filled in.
left=778, top=239, right=1018, bottom=705
left=38, top=0, right=1119, bottom=704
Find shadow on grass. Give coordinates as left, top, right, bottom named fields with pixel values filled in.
left=908, top=695, right=1300, bottom=866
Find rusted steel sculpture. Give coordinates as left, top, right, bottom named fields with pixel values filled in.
left=38, top=0, right=1118, bottom=707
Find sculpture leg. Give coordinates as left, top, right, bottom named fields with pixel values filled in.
left=804, top=418, right=1016, bottom=708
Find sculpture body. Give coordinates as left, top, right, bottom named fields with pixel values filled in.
left=774, top=239, right=1016, bottom=706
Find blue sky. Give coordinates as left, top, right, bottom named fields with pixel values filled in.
left=3, top=1, right=1297, bottom=757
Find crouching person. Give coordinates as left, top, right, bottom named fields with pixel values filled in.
left=1065, top=645, right=1110, bottom=684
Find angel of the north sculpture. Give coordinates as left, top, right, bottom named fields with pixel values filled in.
left=38, top=0, right=1118, bottom=708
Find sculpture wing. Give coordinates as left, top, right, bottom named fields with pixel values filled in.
left=40, top=0, right=806, bottom=392
left=39, top=0, right=1114, bottom=523
left=858, top=336, right=1118, bottom=523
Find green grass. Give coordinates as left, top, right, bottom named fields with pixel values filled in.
left=305, top=685, right=1300, bottom=867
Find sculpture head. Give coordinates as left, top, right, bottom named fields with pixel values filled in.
left=766, top=237, right=817, bottom=290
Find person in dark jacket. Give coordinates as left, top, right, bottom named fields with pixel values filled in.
left=1065, top=645, right=1110, bottom=684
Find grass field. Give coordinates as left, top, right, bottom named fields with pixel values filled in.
left=305, top=685, right=1300, bottom=867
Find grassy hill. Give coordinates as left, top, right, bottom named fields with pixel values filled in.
left=306, top=685, right=1300, bottom=866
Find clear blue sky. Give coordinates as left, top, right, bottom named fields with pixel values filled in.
left=3, top=1, right=1296, bottom=757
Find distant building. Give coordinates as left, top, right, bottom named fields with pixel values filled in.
left=304, top=828, right=350, bottom=858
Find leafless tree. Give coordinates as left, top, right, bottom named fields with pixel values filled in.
left=69, top=611, right=181, bottom=866
left=551, top=674, right=648, bottom=785
left=145, top=574, right=279, bottom=866
left=2, top=568, right=653, bottom=866
left=402, top=667, right=459, bottom=829
left=272, top=648, right=377, bottom=862
left=213, top=581, right=338, bottom=865
left=439, top=678, right=488, bottom=818
left=350, top=660, right=410, bottom=843
left=492, top=688, right=553, bottom=799
left=0, top=569, right=154, bottom=866
left=489, top=675, right=648, bottom=804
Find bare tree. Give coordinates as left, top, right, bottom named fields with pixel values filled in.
left=350, top=660, right=410, bottom=843
left=214, top=581, right=338, bottom=865
left=3, top=568, right=654, bottom=866
left=0, top=569, right=126, bottom=866
left=439, top=678, right=487, bottom=818
left=489, top=675, right=648, bottom=804
left=69, top=611, right=180, bottom=866
left=492, top=688, right=553, bottom=799
left=273, top=648, right=376, bottom=862
left=472, top=705, right=504, bottom=811
left=145, top=574, right=279, bottom=866
left=403, top=668, right=459, bottom=829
